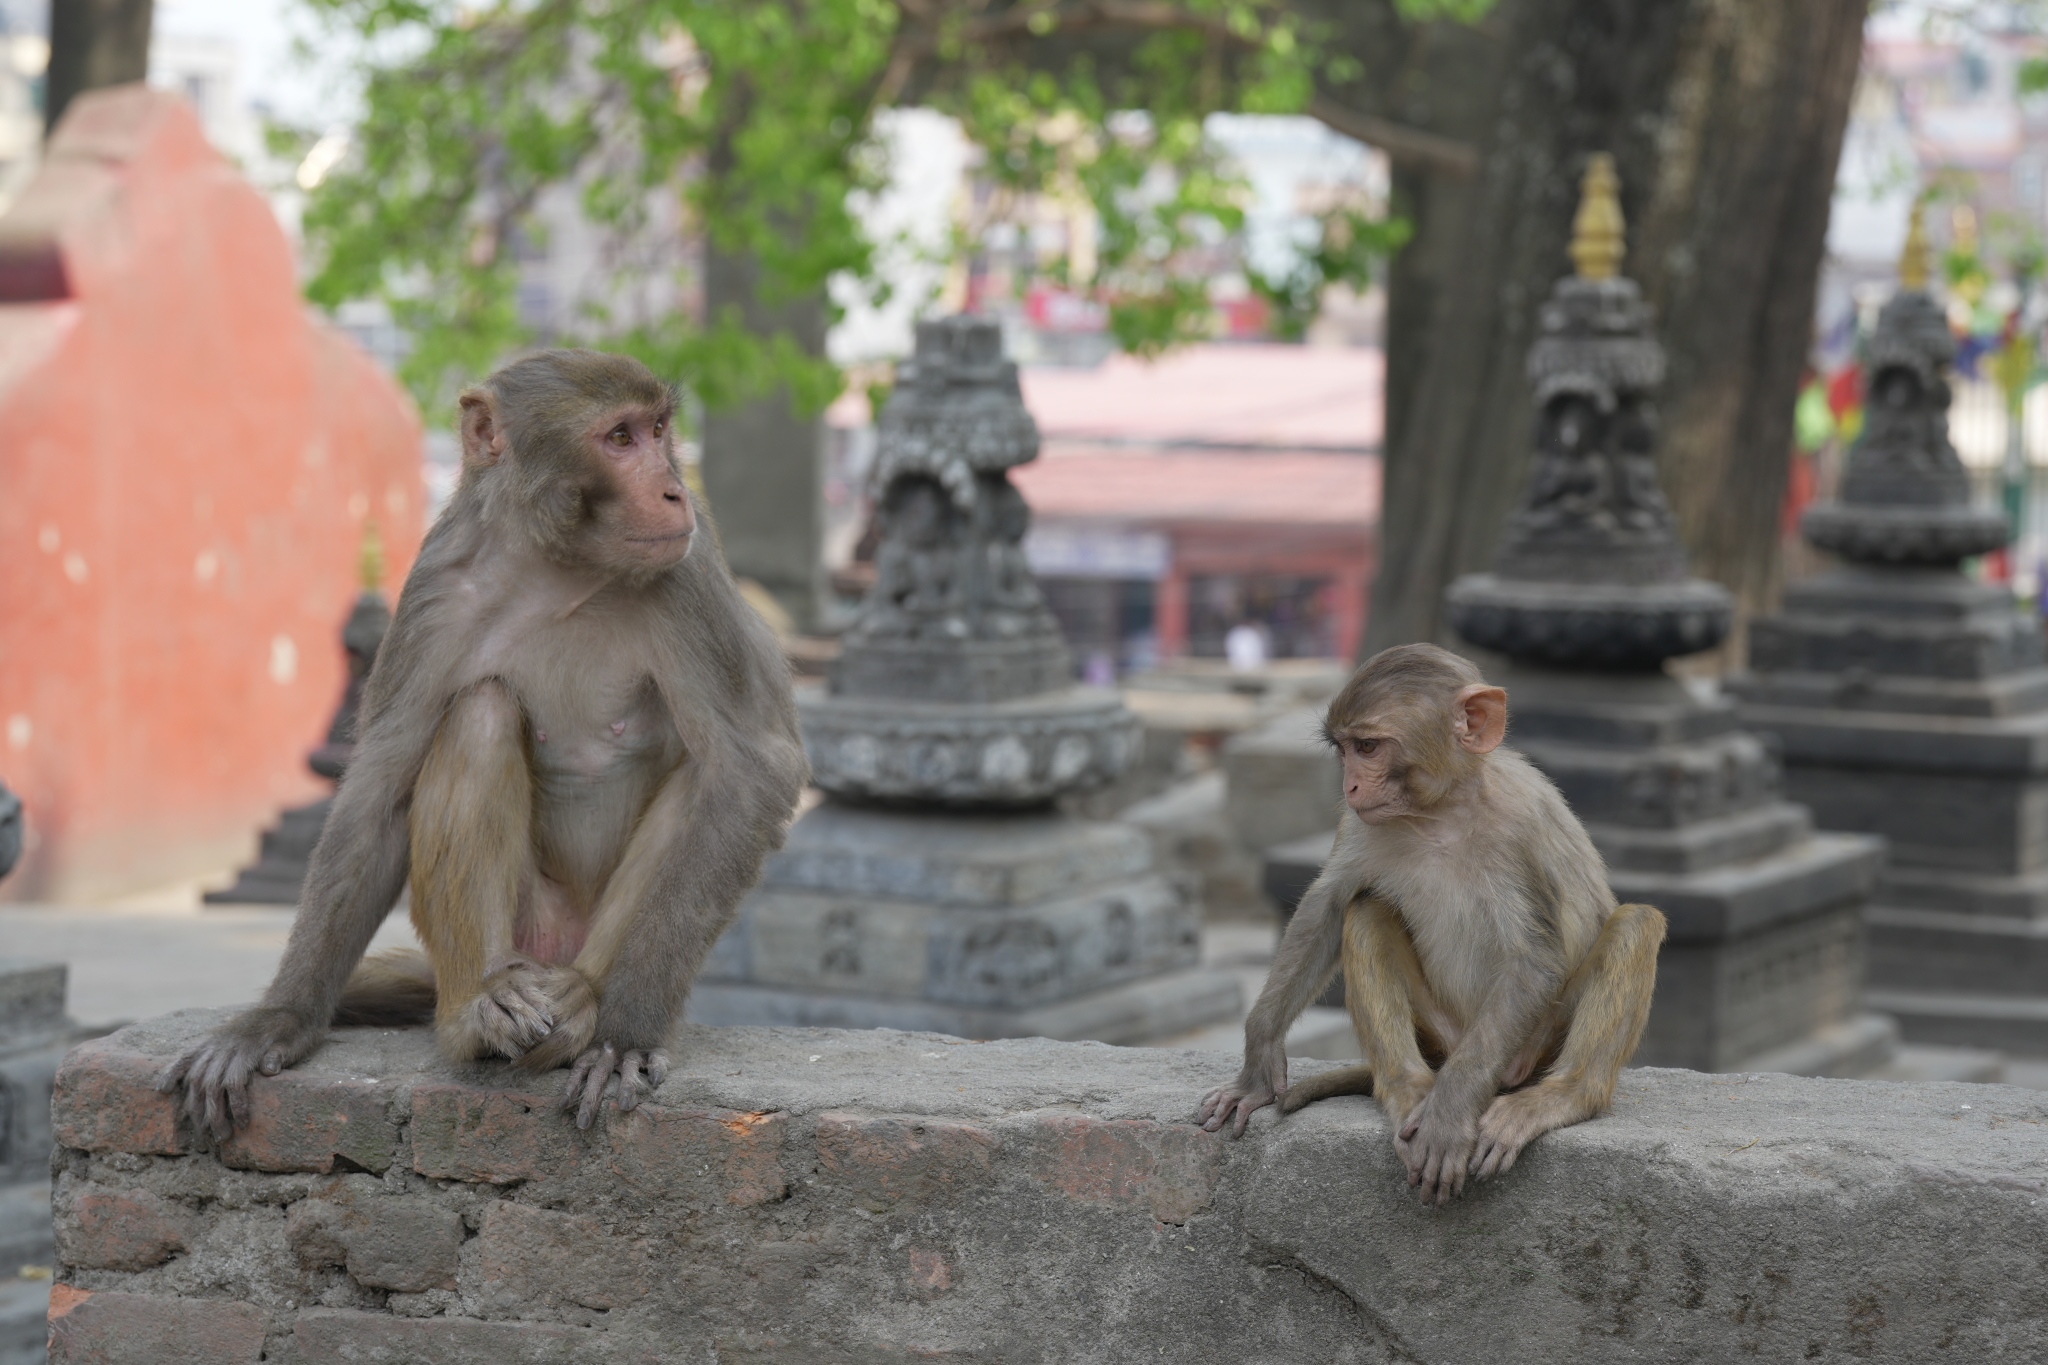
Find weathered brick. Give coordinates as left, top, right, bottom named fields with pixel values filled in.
left=816, top=1112, right=998, bottom=1212
left=55, top=1187, right=195, bottom=1271
left=50, top=1037, right=184, bottom=1156
left=1018, top=1113, right=1223, bottom=1224
left=46, top=1287, right=266, bottom=1365
left=216, top=1071, right=399, bottom=1174
left=906, top=1246, right=953, bottom=1294
left=410, top=1083, right=568, bottom=1183
left=285, top=1178, right=464, bottom=1293
left=472, top=1201, right=653, bottom=1315
left=293, top=1307, right=633, bottom=1364
left=714, top=1332, right=989, bottom=1363
left=413, top=1079, right=787, bottom=1205
left=597, top=1104, right=788, bottom=1205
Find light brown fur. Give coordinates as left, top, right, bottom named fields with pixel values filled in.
left=1198, top=644, right=1665, bottom=1202
left=159, top=350, right=808, bottom=1138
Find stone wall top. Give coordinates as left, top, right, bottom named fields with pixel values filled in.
left=44, top=1010, right=2048, bottom=1364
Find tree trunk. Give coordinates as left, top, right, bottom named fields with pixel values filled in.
left=1326, top=0, right=1867, bottom=659
left=700, top=240, right=828, bottom=634
left=47, top=0, right=154, bottom=136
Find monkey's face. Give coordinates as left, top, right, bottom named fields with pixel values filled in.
left=1333, top=684, right=1509, bottom=823
left=582, top=406, right=695, bottom=574
left=1335, top=726, right=1415, bottom=824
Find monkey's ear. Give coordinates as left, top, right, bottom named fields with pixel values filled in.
left=1452, top=685, right=1507, bottom=754
left=458, top=391, right=506, bottom=467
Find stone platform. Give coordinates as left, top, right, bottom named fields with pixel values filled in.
left=1736, top=564, right=2048, bottom=1054
left=695, top=803, right=1240, bottom=1044
left=41, top=1011, right=2048, bottom=1363
left=2, top=960, right=83, bottom=1365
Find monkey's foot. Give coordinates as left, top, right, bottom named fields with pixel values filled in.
left=1396, top=1090, right=1480, bottom=1205
left=1471, top=1084, right=1574, bottom=1181
left=562, top=1043, right=670, bottom=1129
left=152, top=1007, right=323, bottom=1141
left=1371, top=1070, right=1434, bottom=1133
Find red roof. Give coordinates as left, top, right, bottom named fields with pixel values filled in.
left=1017, top=343, right=1382, bottom=450
left=1012, top=446, right=1380, bottom=526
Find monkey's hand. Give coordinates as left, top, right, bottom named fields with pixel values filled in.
left=152, top=1006, right=326, bottom=1141
left=1198, top=1047, right=1287, bottom=1138
left=467, top=955, right=565, bottom=1061
left=509, top=964, right=600, bottom=1073
left=1395, top=1089, right=1480, bottom=1206
left=561, top=1042, right=670, bottom=1129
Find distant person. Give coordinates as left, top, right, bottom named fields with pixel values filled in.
left=1225, top=620, right=1269, bottom=672
left=1082, top=650, right=1117, bottom=687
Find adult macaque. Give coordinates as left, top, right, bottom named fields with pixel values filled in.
left=1198, top=645, right=1663, bottom=1204
left=160, top=350, right=807, bottom=1133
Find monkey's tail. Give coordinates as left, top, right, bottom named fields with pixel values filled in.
left=334, top=947, right=438, bottom=1026
left=1279, top=1064, right=1375, bottom=1114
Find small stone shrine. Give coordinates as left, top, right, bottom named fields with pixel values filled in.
left=694, top=317, right=1240, bottom=1042
left=1732, top=209, right=2048, bottom=1055
left=206, top=533, right=391, bottom=906
left=1445, top=155, right=1891, bottom=1074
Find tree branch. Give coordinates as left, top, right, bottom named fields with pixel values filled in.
left=884, top=0, right=1481, bottom=175
left=1306, top=93, right=1478, bottom=176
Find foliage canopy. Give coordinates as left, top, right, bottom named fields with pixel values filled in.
left=298, top=0, right=1491, bottom=420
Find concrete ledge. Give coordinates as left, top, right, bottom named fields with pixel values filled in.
left=43, top=1010, right=2048, bottom=1364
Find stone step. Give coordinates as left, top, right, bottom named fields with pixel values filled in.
left=0, top=1275, right=49, bottom=1365
left=1869, top=906, right=2048, bottom=994
left=1867, top=989, right=2048, bottom=1055
left=1144, top=1006, right=1357, bottom=1061
left=0, top=961, right=66, bottom=1039
left=1872, top=1044, right=2007, bottom=1085
left=688, top=964, right=1244, bottom=1047
left=1732, top=1011, right=1899, bottom=1079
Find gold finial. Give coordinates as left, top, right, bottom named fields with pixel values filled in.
left=1569, top=152, right=1625, bottom=280
left=1900, top=198, right=1929, bottom=291
left=357, top=521, right=385, bottom=593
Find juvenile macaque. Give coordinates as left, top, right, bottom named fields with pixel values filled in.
left=1199, top=645, right=1663, bottom=1203
left=160, top=350, right=807, bottom=1132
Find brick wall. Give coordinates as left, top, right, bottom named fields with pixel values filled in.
left=36, top=1009, right=2048, bottom=1363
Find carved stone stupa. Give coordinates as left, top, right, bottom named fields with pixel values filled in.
left=206, top=531, right=392, bottom=905
left=694, top=317, right=1241, bottom=1042
left=1449, top=156, right=1894, bottom=1076
left=1732, top=206, right=2046, bottom=1057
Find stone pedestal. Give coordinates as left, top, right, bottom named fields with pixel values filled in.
left=1736, top=568, right=2048, bottom=1052
left=1, top=959, right=79, bottom=1364
left=1502, top=669, right=1887, bottom=1073
left=1732, top=246, right=2046, bottom=1056
left=695, top=804, right=1235, bottom=1043
left=695, top=316, right=1240, bottom=1043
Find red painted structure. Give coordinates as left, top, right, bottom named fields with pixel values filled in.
left=0, top=87, right=424, bottom=901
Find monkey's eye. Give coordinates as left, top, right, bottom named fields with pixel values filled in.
left=608, top=424, right=633, bottom=448
left=653, top=418, right=665, bottom=437
left=1352, top=738, right=1380, bottom=757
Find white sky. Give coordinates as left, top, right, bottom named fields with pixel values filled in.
left=153, top=0, right=358, bottom=128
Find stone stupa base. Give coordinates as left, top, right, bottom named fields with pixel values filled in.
left=694, top=801, right=1242, bottom=1045
left=1470, top=664, right=1896, bottom=1075
left=1733, top=561, right=2048, bottom=1056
